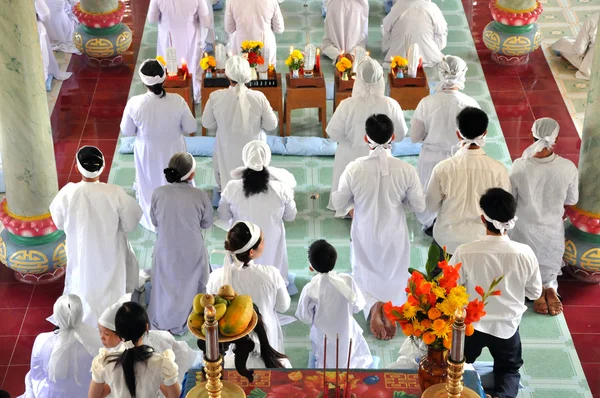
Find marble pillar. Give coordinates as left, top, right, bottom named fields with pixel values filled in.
left=0, top=0, right=66, bottom=283
left=564, top=25, right=600, bottom=283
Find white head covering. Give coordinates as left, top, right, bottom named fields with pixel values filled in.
left=225, top=56, right=252, bottom=132
left=178, top=152, right=197, bottom=181
left=367, top=133, right=393, bottom=176
left=223, top=221, right=262, bottom=285
left=307, top=271, right=357, bottom=304
left=76, top=146, right=104, bottom=179
left=48, top=295, right=102, bottom=385
left=482, top=209, right=518, bottom=234
left=352, top=57, right=385, bottom=102
left=230, top=140, right=297, bottom=188
left=521, top=118, right=560, bottom=159
left=138, top=59, right=167, bottom=86
left=98, top=294, right=133, bottom=332
left=435, top=55, right=468, bottom=93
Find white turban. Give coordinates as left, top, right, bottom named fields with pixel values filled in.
left=223, top=221, right=262, bottom=285
left=482, top=210, right=518, bottom=234
left=230, top=140, right=297, bottom=188
left=352, top=57, right=385, bottom=103
left=98, top=294, right=133, bottom=332
left=138, top=59, right=167, bottom=86
left=76, top=146, right=105, bottom=179
left=367, top=135, right=393, bottom=176
left=435, top=55, right=468, bottom=93
left=521, top=118, right=560, bottom=159
left=225, top=56, right=252, bottom=132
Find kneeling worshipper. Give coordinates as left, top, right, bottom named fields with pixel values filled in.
left=321, top=0, right=369, bottom=62
left=35, top=0, right=72, bottom=89
left=120, top=59, right=197, bottom=232
left=509, top=118, right=579, bottom=316
left=552, top=13, right=599, bottom=80
left=202, top=56, right=278, bottom=193
left=148, top=152, right=214, bottom=335
left=207, top=221, right=291, bottom=352
left=326, top=57, right=407, bottom=212
left=218, top=140, right=297, bottom=285
left=410, top=55, right=480, bottom=232
left=19, top=294, right=102, bottom=398
left=382, top=0, right=448, bottom=67
left=42, top=0, right=80, bottom=53
left=99, top=294, right=202, bottom=383
left=332, top=114, right=426, bottom=340
left=49, top=146, right=142, bottom=326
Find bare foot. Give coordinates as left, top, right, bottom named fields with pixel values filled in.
left=348, top=209, right=355, bottom=219
left=381, top=307, right=397, bottom=340
left=533, top=289, right=548, bottom=315
left=369, top=302, right=387, bottom=340
left=546, top=288, right=563, bottom=316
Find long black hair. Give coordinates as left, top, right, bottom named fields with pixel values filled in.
left=141, top=60, right=166, bottom=98
left=106, top=302, right=154, bottom=397
left=242, top=168, right=270, bottom=198
left=224, top=222, right=262, bottom=266
left=252, top=305, right=288, bottom=368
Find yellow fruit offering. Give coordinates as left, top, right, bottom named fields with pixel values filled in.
left=192, top=294, right=205, bottom=313
left=214, top=296, right=229, bottom=307
left=218, top=295, right=253, bottom=336
left=214, top=303, right=227, bottom=321
left=188, top=312, right=204, bottom=330
left=218, top=285, right=236, bottom=301
left=200, top=294, right=215, bottom=308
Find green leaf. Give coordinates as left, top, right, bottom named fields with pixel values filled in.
left=407, top=268, right=423, bottom=277
left=393, top=391, right=419, bottom=398
left=247, top=388, right=267, bottom=398
left=425, top=244, right=440, bottom=279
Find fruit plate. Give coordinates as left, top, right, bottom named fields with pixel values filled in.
left=188, top=310, right=258, bottom=343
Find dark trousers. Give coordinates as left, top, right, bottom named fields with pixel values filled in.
left=465, top=329, right=523, bottom=398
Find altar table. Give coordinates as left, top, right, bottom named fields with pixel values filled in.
left=284, top=74, right=327, bottom=137
left=333, top=72, right=353, bottom=112
left=388, top=71, right=430, bottom=111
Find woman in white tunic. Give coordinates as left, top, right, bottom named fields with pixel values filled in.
left=552, top=13, right=599, bottom=80
left=148, top=152, right=214, bottom=335
left=120, top=59, right=197, bottom=232
left=203, top=56, right=278, bottom=192
left=410, top=56, right=479, bottom=230
left=224, top=0, right=284, bottom=65
left=218, top=141, right=297, bottom=285
left=327, top=57, right=407, bottom=211
left=35, top=0, right=72, bottom=86
left=148, top=0, right=211, bottom=101
left=206, top=222, right=291, bottom=352
left=43, top=0, right=80, bottom=53
left=321, top=0, right=369, bottom=61
left=19, top=295, right=102, bottom=398
left=382, top=0, right=448, bottom=67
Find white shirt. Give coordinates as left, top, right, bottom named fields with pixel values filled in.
left=452, top=235, right=543, bottom=339
left=426, top=148, right=511, bottom=254
left=321, top=0, right=369, bottom=58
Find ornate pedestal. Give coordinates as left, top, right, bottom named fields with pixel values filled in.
left=564, top=207, right=600, bottom=283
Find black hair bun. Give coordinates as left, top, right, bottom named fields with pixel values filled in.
left=164, top=167, right=181, bottom=183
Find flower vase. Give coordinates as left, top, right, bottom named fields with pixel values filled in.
left=418, top=347, right=449, bottom=392
left=206, top=69, right=213, bottom=78
left=341, top=71, right=349, bottom=81
left=292, top=69, right=300, bottom=79
left=250, top=67, right=258, bottom=81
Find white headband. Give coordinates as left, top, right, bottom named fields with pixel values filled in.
left=454, top=131, right=486, bottom=156
left=223, top=221, right=262, bottom=285
left=76, top=148, right=105, bottom=179
left=482, top=211, right=518, bottom=234
left=179, top=155, right=196, bottom=181
left=367, top=135, right=393, bottom=176
left=139, top=59, right=167, bottom=86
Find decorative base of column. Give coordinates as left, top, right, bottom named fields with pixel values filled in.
left=564, top=222, right=600, bottom=284
left=491, top=52, right=530, bottom=65
left=14, top=266, right=65, bottom=284
left=86, top=54, right=123, bottom=68
left=73, top=23, right=132, bottom=67
left=483, top=21, right=542, bottom=66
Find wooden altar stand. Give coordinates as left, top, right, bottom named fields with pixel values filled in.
left=164, top=74, right=195, bottom=117
left=333, top=72, right=354, bottom=111
left=284, top=73, right=327, bottom=137
left=388, top=69, right=430, bottom=110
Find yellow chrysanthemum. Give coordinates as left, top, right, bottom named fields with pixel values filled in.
left=432, top=285, right=446, bottom=299
left=155, top=55, right=166, bottom=66
left=390, top=55, right=408, bottom=69
left=412, top=320, right=425, bottom=332
left=436, top=300, right=457, bottom=317
left=335, top=57, right=352, bottom=72
left=402, top=304, right=418, bottom=320
left=432, top=319, right=447, bottom=332
left=433, top=321, right=451, bottom=338
left=200, top=56, right=216, bottom=70
left=447, top=286, right=469, bottom=308
left=291, top=50, right=304, bottom=59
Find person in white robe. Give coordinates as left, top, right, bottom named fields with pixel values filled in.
left=426, top=107, right=511, bottom=256
left=49, top=146, right=142, bottom=326
left=332, top=114, right=426, bottom=340
left=148, top=152, right=214, bottom=335
left=203, top=56, right=278, bottom=192
left=148, top=0, right=211, bottom=102
left=508, top=118, right=579, bottom=316
left=99, top=294, right=202, bottom=383
left=224, top=0, right=284, bottom=65
left=206, top=222, right=291, bottom=352
left=218, top=141, right=297, bottom=285
left=35, top=0, right=72, bottom=87
left=382, top=0, right=448, bottom=68
left=327, top=57, right=407, bottom=211
left=321, top=0, right=369, bottom=62
left=410, top=56, right=479, bottom=231
left=296, top=240, right=373, bottom=368
left=19, top=295, right=102, bottom=398
left=120, top=59, right=197, bottom=232
left=552, top=13, right=599, bottom=80
left=43, top=0, right=80, bottom=53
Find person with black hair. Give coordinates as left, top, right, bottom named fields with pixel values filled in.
left=148, top=152, right=214, bottom=335
left=450, top=188, right=542, bottom=398
left=218, top=140, right=297, bottom=285
left=206, top=221, right=290, bottom=352
left=426, top=106, right=510, bottom=257
left=296, top=240, right=373, bottom=368
left=120, top=59, right=197, bottom=233
left=89, top=302, right=181, bottom=398
left=49, top=146, right=142, bottom=326
left=332, top=114, right=425, bottom=341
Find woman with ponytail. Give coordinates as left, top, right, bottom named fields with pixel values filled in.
left=148, top=152, right=213, bottom=335
left=120, top=59, right=197, bottom=233
left=89, top=302, right=181, bottom=398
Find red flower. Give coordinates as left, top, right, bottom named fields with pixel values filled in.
left=475, top=286, right=485, bottom=297
left=465, top=299, right=486, bottom=324
left=491, top=290, right=501, bottom=296
left=438, top=262, right=461, bottom=292
left=382, top=301, right=401, bottom=323
left=247, top=51, right=263, bottom=66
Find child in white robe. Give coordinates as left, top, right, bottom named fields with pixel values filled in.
left=19, top=295, right=102, bottom=398
left=296, top=240, right=373, bottom=369
left=206, top=221, right=291, bottom=352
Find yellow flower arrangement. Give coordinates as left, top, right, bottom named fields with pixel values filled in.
left=336, top=57, right=352, bottom=73
left=200, top=55, right=217, bottom=71
left=390, top=55, right=408, bottom=70
left=240, top=41, right=264, bottom=52
left=155, top=56, right=167, bottom=66
left=285, top=50, right=304, bottom=70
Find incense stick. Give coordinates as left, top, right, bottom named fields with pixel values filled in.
left=323, top=335, right=328, bottom=396
left=345, top=339, right=352, bottom=398
left=169, top=32, right=173, bottom=48
left=335, top=334, right=339, bottom=398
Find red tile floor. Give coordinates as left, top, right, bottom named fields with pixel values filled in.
left=1, top=0, right=600, bottom=395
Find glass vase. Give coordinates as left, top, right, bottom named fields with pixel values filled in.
left=250, top=67, right=258, bottom=81
left=292, top=69, right=300, bottom=78
left=418, top=346, right=449, bottom=392
left=341, top=71, right=349, bottom=81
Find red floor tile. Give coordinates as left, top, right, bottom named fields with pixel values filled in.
left=0, top=309, right=25, bottom=336
left=59, top=77, right=98, bottom=93
left=1, top=365, right=28, bottom=396
left=67, top=65, right=102, bottom=79
left=53, top=92, right=94, bottom=108
left=91, top=90, right=130, bottom=109
left=561, top=153, right=581, bottom=166
left=572, top=333, right=600, bottom=363
left=54, top=156, right=75, bottom=175
left=531, top=105, right=574, bottom=121
left=0, top=365, right=6, bottom=387
left=499, top=120, right=534, bottom=138
left=19, top=307, right=54, bottom=336
left=0, top=284, right=33, bottom=309
left=82, top=121, right=122, bottom=139
left=10, top=336, right=36, bottom=366
left=481, top=62, right=520, bottom=77
left=582, top=363, right=600, bottom=396
left=519, top=77, right=560, bottom=91
left=79, top=140, right=119, bottom=157
left=559, top=281, right=600, bottom=306
left=485, top=76, right=523, bottom=92
left=94, top=78, right=132, bottom=93
left=489, top=90, right=528, bottom=107
left=52, top=121, right=85, bottom=141
left=0, top=337, right=16, bottom=366
left=525, top=90, right=567, bottom=106
left=516, top=61, right=556, bottom=78
left=29, top=283, right=64, bottom=309
left=0, top=266, right=16, bottom=283
left=50, top=107, right=90, bottom=125
left=100, top=64, right=135, bottom=79
left=494, top=104, right=534, bottom=121
left=53, top=140, right=81, bottom=158
left=563, top=306, right=600, bottom=334
left=57, top=174, right=71, bottom=188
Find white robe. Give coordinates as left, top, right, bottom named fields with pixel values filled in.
left=296, top=273, right=373, bottom=369
left=332, top=150, right=426, bottom=316
left=224, top=0, right=284, bottom=65
left=120, top=92, right=197, bottom=232
left=148, top=0, right=211, bottom=101
left=509, top=154, right=579, bottom=291
left=382, top=0, right=447, bottom=67
left=206, top=262, right=291, bottom=352
left=410, top=90, right=479, bottom=228
left=218, top=179, right=297, bottom=284
left=49, top=182, right=142, bottom=326
left=36, top=0, right=72, bottom=84
left=224, top=353, right=292, bottom=369
left=202, top=87, right=278, bottom=191
left=43, top=0, right=79, bottom=53
left=552, top=13, right=599, bottom=80
left=149, top=183, right=214, bottom=335
left=321, top=0, right=369, bottom=61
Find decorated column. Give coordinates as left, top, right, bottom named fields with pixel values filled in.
left=0, top=0, right=66, bottom=283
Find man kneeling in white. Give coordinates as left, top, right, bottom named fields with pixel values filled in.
left=552, top=13, right=599, bottom=80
